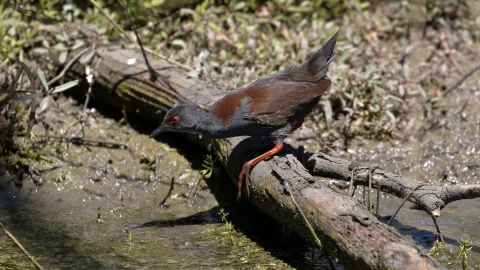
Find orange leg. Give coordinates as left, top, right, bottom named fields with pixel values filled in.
left=237, top=138, right=283, bottom=198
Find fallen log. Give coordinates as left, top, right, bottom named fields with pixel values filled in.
left=64, top=48, right=445, bottom=269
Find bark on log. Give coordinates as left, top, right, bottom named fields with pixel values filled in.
left=65, top=48, right=447, bottom=269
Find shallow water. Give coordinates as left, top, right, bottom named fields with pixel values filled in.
left=344, top=87, right=480, bottom=268
left=1, top=69, right=480, bottom=269
left=0, top=96, right=341, bottom=269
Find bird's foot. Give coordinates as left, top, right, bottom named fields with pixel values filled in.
left=237, top=164, right=251, bottom=199
left=236, top=140, right=283, bottom=199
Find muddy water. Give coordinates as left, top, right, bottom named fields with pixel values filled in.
left=0, top=96, right=338, bottom=269
left=1, top=85, right=480, bottom=269
left=281, top=83, right=480, bottom=268
left=345, top=87, right=480, bottom=268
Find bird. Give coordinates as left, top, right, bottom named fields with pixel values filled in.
left=150, top=30, right=339, bottom=199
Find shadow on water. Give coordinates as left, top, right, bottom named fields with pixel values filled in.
left=89, top=98, right=341, bottom=268
left=0, top=94, right=342, bottom=268
left=3, top=77, right=478, bottom=268
left=381, top=214, right=480, bottom=256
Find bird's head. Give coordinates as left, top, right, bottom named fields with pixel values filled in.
left=149, top=104, right=207, bottom=138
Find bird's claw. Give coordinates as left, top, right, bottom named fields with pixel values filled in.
left=237, top=164, right=251, bottom=199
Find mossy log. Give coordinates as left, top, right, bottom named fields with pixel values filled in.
left=65, top=48, right=446, bottom=269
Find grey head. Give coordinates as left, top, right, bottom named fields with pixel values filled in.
left=149, top=104, right=219, bottom=138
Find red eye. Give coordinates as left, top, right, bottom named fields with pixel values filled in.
left=170, top=117, right=179, bottom=125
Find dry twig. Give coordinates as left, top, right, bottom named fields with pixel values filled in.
left=444, top=61, right=480, bottom=95
left=0, top=221, right=44, bottom=270
left=159, top=177, right=175, bottom=206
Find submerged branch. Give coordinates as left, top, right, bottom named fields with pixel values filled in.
left=305, top=152, right=480, bottom=217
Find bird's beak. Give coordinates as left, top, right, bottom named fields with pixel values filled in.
left=149, top=124, right=168, bottom=138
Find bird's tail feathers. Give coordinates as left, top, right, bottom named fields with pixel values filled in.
left=306, top=29, right=339, bottom=81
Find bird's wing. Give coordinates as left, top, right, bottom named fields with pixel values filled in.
left=244, top=74, right=331, bottom=127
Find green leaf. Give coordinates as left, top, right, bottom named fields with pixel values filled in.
left=32, top=47, right=49, bottom=54
left=144, top=0, right=165, bottom=8
left=286, top=6, right=312, bottom=12
left=0, top=93, right=10, bottom=103
left=55, top=34, right=66, bottom=42
left=13, top=92, right=43, bottom=101
left=54, top=42, right=67, bottom=52
left=59, top=51, right=67, bottom=64
left=50, top=80, right=80, bottom=94
left=42, top=39, right=50, bottom=48
left=49, top=95, right=58, bottom=107
left=79, top=48, right=95, bottom=64
left=38, top=96, right=50, bottom=112
left=71, top=39, right=85, bottom=50
left=37, top=68, right=49, bottom=91
left=233, top=2, right=245, bottom=10
left=171, top=39, right=187, bottom=49
left=15, top=60, right=36, bottom=90
left=1, top=18, right=28, bottom=27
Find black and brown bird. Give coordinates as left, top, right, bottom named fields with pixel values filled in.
left=150, top=30, right=339, bottom=198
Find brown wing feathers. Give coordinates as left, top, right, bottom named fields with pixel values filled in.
left=248, top=78, right=330, bottom=127
left=209, top=31, right=338, bottom=128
